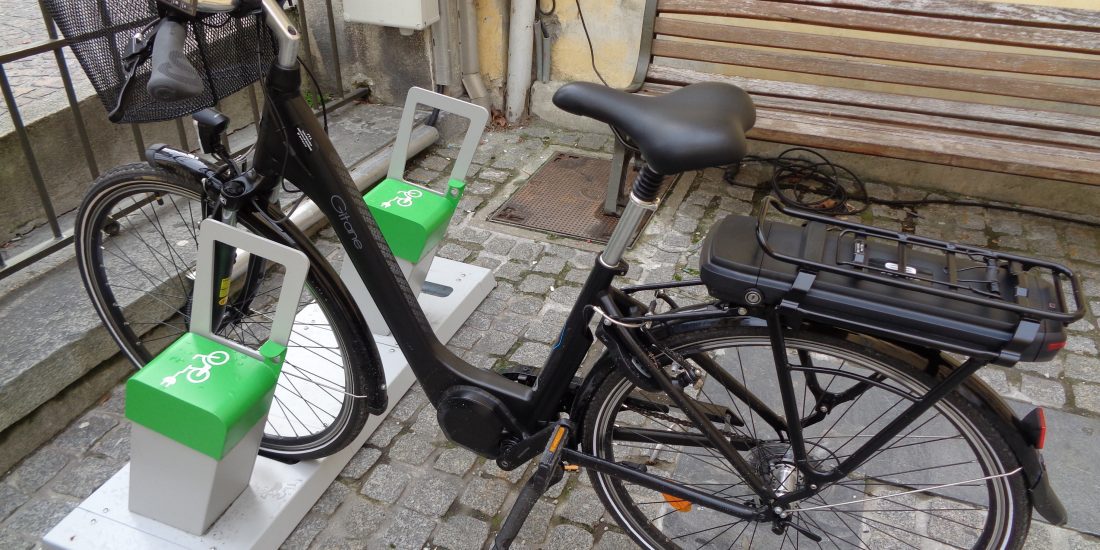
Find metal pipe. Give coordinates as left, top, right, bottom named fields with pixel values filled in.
left=505, top=0, right=536, bottom=123
left=431, top=0, right=456, bottom=88
left=459, top=0, right=490, bottom=110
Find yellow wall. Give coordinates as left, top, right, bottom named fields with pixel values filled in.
left=475, top=0, right=1100, bottom=102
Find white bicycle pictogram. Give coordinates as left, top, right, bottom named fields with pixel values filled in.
left=380, top=189, right=422, bottom=208
left=160, top=350, right=230, bottom=387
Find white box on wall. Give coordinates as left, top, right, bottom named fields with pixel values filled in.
left=344, top=0, right=440, bottom=31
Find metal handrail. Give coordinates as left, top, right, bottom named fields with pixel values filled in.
left=0, top=0, right=344, bottom=280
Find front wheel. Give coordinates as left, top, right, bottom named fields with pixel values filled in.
left=74, top=164, right=374, bottom=459
left=583, top=324, right=1029, bottom=549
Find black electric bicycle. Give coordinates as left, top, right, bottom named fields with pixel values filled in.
left=50, top=0, right=1086, bottom=547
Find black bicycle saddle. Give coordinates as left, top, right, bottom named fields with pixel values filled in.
left=552, top=81, right=756, bottom=175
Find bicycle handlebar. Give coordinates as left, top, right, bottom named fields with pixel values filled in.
left=146, top=18, right=203, bottom=101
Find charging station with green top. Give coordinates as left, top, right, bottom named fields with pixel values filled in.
left=125, top=219, right=309, bottom=535
left=346, top=86, right=490, bottom=336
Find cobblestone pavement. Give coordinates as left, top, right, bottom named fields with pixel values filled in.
left=0, top=0, right=93, bottom=132
left=1, top=120, right=1099, bottom=549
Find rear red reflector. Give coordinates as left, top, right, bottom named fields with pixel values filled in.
left=1035, top=408, right=1046, bottom=450
left=1047, top=341, right=1066, bottom=352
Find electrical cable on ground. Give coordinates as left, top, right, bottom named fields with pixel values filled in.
left=724, top=148, right=1100, bottom=229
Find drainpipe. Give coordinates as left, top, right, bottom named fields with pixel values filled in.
left=459, top=0, right=490, bottom=110
left=505, top=0, right=536, bottom=123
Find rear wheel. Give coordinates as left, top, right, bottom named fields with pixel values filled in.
left=583, top=324, right=1029, bottom=549
left=75, top=164, right=373, bottom=459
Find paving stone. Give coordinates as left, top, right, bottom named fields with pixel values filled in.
left=361, top=464, right=412, bottom=503
left=402, top=475, right=462, bottom=517
left=2, top=498, right=76, bottom=539
left=89, top=423, right=130, bottom=461
left=577, top=133, right=610, bottom=151
left=455, top=227, right=492, bottom=245
left=313, top=482, right=353, bottom=515
left=367, top=418, right=403, bottom=448
left=390, top=388, right=429, bottom=422
left=1066, top=335, right=1098, bottom=356
left=280, top=511, right=327, bottom=549
left=977, top=368, right=1012, bottom=396
left=519, top=274, right=554, bottom=294
left=381, top=507, right=436, bottom=549
left=461, top=350, right=497, bottom=370
left=0, top=529, right=33, bottom=550
left=49, top=456, right=123, bottom=499
left=432, top=514, right=490, bottom=550
left=389, top=433, right=436, bottom=465
left=485, top=236, right=518, bottom=255
left=511, top=342, right=551, bottom=366
left=544, top=524, right=595, bottom=550
left=410, top=406, right=446, bottom=440
left=336, top=495, right=389, bottom=539
left=512, top=242, right=544, bottom=261
left=595, top=530, right=636, bottom=549
left=524, top=309, right=569, bottom=344
left=1063, top=353, right=1100, bottom=383
left=449, top=326, right=486, bottom=350
left=8, top=447, right=70, bottom=494
left=558, top=485, right=604, bottom=526
left=0, top=483, right=28, bottom=522
left=1074, top=383, right=1100, bottom=414
left=459, top=195, right=484, bottom=212
left=53, top=414, right=118, bottom=454
left=533, top=255, right=568, bottom=275
left=549, top=285, right=582, bottom=306
left=340, top=446, right=384, bottom=480
left=488, top=282, right=516, bottom=302
left=459, top=476, right=511, bottom=516
left=420, top=155, right=451, bottom=172
left=476, top=331, right=519, bottom=356
left=307, top=534, right=366, bottom=549
left=495, top=261, right=529, bottom=282
left=434, top=447, right=477, bottom=476
left=1017, top=375, right=1067, bottom=408
left=509, top=296, right=544, bottom=316
left=472, top=255, right=503, bottom=270
left=492, top=312, right=532, bottom=336
left=478, top=168, right=511, bottom=183
left=439, top=243, right=473, bottom=262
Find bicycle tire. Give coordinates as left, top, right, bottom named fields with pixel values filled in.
left=583, top=323, right=1029, bottom=549
left=75, top=163, right=373, bottom=459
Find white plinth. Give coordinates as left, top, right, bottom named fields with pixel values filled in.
left=44, top=259, right=494, bottom=550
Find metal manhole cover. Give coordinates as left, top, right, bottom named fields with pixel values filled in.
left=490, top=153, right=648, bottom=243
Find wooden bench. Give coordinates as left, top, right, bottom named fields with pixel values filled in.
left=604, top=0, right=1100, bottom=213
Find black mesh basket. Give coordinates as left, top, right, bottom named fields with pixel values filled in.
left=43, top=0, right=276, bottom=124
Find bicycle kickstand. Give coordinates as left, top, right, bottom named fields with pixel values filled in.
left=491, top=415, right=575, bottom=550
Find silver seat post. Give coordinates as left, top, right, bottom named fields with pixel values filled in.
left=260, top=0, right=300, bottom=69
left=600, top=168, right=664, bottom=267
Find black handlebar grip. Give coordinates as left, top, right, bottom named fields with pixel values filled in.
left=146, top=19, right=203, bottom=102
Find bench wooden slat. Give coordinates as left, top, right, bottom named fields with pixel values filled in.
left=750, top=110, right=1100, bottom=184
left=775, top=0, right=1100, bottom=32
left=642, top=82, right=1098, bottom=150
left=655, top=18, right=1100, bottom=79
left=646, top=64, right=1100, bottom=137
left=651, top=39, right=1100, bottom=107
left=658, top=0, right=1100, bottom=54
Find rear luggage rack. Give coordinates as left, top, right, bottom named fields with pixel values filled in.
left=755, top=198, right=1085, bottom=326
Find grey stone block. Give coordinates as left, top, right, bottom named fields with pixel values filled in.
left=381, top=507, right=436, bottom=549
left=280, top=511, right=327, bottom=550
left=367, top=418, right=403, bottom=448
left=549, top=285, right=582, bottom=306
left=53, top=413, right=118, bottom=454
left=492, top=312, right=532, bottom=336
left=336, top=495, right=388, bottom=539
left=509, top=296, right=544, bottom=316
left=511, top=343, right=551, bottom=367
left=90, top=423, right=130, bottom=461
left=448, top=327, right=486, bottom=350
left=439, top=243, right=473, bottom=262
left=1018, top=375, right=1067, bottom=408
left=478, top=168, right=511, bottom=183
left=485, top=237, right=518, bottom=255
left=513, top=500, right=555, bottom=547
left=432, top=514, right=490, bottom=550
left=361, top=464, right=412, bottom=503
left=389, top=433, right=436, bottom=465
left=434, top=447, right=477, bottom=476
left=595, top=530, right=636, bottom=549
left=459, top=476, right=511, bottom=516
left=494, top=261, right=529, bottom=282
left=1074, top=383, right=1100, bottom=414
left=49, top=455, right=123, bottom=499
left=402, top=475, right=462, bottom=517
left=389, top=388, right=428, bottom=423
left=8, top=446, right=69, bottom=494
left=512, top=242, right=544, bottom=262
left=477, top=331, right=519, bottom=356
left=2, top=498, right=75, bottom=538
left=533, top=256, right=567, bottom=276
left=559, top=485, right=604, bottom=526
left=0, top=483, right=28, bottom=522
left=313, top=482, right=353, bottom=516
left=340, top=447, right=382, bottom=480
left=519, top=274, right=554, bottom=294
left=545, top=524, right=594, bottom=550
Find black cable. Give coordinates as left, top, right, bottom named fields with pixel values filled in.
left=725, top=147, right=1100, bottom=229
left=424, top=84, right=444, bottom=127
left=575, top=0, right=608, bottom=86
left=298, top=56, right=328, bottom=134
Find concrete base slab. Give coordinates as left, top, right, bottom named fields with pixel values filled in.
left=43, top=260, right=495, bottom=550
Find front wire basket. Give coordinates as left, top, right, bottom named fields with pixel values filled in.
left=42, top=0, right=276, bottom=123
